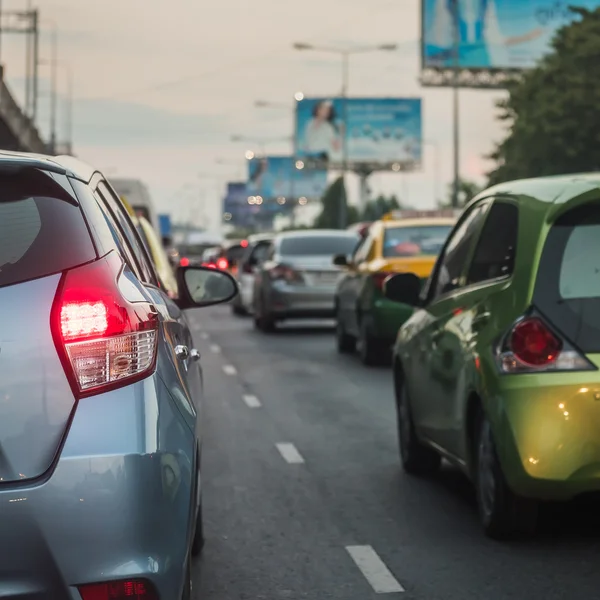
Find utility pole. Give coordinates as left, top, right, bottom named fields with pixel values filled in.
left=451, top=0, right=461, bottom=208
left=49, top=25, right=57, bottom=153
left=340, top=51, right=349, bottom=229
left=32, top=9, right=39, bottom=123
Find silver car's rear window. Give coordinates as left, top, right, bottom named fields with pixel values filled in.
left=0, top=170, right=96, bottom=288
left=279, top=234, right=359, bottom=256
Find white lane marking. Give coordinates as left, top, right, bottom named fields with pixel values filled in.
left=222, top=365, right=237, bottom=376
left=243, top=394, right=262, bottom=408
left=210, top=344, right=221, bottom=354
left=199, top=332, right=209, bottom=340
left=346, top=545, right=405, bottom=594
left=275, top=443, right=305, bottom=464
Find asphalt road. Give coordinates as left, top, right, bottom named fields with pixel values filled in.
left=188, top=305, right=600, bottom=600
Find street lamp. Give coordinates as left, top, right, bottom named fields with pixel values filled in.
left=293, top=42, right=398, bottom=228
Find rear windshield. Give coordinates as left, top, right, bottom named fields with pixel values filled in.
left=534, top=203, right=600, bottom=353
left=279, top=234, right=359, bottom=256
left=180, top=243, right=214, bottom=256
left=383, top=225, right=452, bottom=257
left=225, top=245, right=246, bottom=263
left=0, top=170, right=96, bottom=289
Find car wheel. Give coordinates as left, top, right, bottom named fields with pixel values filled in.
left=395, top=377, right=441, bottom=475
left=475, top=413, right=538, bottom=539
left=191, top=495, right=205, bottom=556
left=335, top=309, right=356, bottom=354
left=231, top=302, right=247, bottom=316
left=358, top=318, right=387, bottom=366
left=254, top=296, right=276, bottom=333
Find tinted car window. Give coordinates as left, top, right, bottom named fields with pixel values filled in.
left=535, top=203, right=600, bottom=353
left=280, top=234, right=359, bottom=256
left=383, top=225, right=452, bottom=257
left=249, top=241, right=272, bottom=265
left=0, top=170, right=96, bottom=288
left=225, top=244, right=245, bottom=264
left=467, top=202, right=518, bottom=285
left=180, top=243, right=215, bottom=256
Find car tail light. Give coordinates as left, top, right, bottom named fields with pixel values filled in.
left=496, top=314, right=595, bottom=373
left=51, top=252, right=159, bottom=397
left=269, top=264, right=304, bottom=284
left=217, top=257, right=229, bottom=270
left=78, top=578, right=158, bottom=600
left=241, top=239, right=249, bottom=248
left=372, top=271, right=394, bottom=291
left=180, top=257, right=190, bottom=267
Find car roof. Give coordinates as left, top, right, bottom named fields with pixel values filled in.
left=0, top=151, right=97, bottom=182
left=276, top=229, right=357, bottom=240
left=381, top=218, right=456, bottom=228
left=248, top=233, right=274, bottom=243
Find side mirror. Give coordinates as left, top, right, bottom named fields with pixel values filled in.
left=333, top=254, right=349, bottom=267
left=176, top=266, right=238, bottom=309
left=383, top=273, right=422, bottom=306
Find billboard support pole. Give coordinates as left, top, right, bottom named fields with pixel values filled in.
left=340, top=51, right=349, bottom=229
left=451, top=0, right=460, bottom=208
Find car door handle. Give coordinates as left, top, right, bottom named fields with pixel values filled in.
left=175, top=345, right=189, bottom=360
left=190, top=348, right=201, bottom=362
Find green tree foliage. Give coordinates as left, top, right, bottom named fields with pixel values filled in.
left=313, top=176, right=347, bottom=229
left=438, top=179, right=483, bottom=208
left=487, top=6, right=600, bottom=185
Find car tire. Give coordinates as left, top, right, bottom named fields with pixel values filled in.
left=475, top=413, right=539, bottom=540
left=395, top=377, right=441, bottom=475
left=231, top=302, right=247, bottom=316
left=254, top=297, right=275, bottom=333
left=335, top=310, right=355, bottom=354
left=358, top=318, right=387, bottom=366
left=191, top=495, right=205, bottom=556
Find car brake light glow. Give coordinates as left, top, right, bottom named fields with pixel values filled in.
left=372, top=271, right=394, bottom=291
left=180, top=257, right=190, bottom=267
left=78, top=578, right=158, bottom=600
left=51, top=252, right=159, bottom=397
left=217, top=257, right=228, bottom=270
left=269, top=264, right=303, bottom=284
left=496, top=314, right=595, bottom=374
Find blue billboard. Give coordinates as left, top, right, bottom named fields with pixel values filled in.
left=294, top=98, right=422, bottom=168
left=422, top=0, right=598, bottom=70
left=246, top=155, right=328, bottom=200
left=222, top=182, right=254, bottom=227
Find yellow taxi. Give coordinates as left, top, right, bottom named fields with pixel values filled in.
left=334, top=209, right=457, bottom=365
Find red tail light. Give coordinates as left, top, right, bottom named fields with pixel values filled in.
left=269, top=264, right=303, bottom=284
left=180, top=257, right=190, bottom=267
left=241, top=239, right=249, bottom=248
left=372, top=271, right=394, bottom=291
left=217, top=257, right=229, bottom=270
left=78, top=578, right=158, bottom=600
left=497, top=314, right=595, bottom=373
left=51, top=252, right=159, bottom=398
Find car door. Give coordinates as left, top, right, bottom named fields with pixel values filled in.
left=95, top=179, right=202, bottom=433
left=241, top=240, right=271, bottom=310
left=407, top=200, right=491, bottom=448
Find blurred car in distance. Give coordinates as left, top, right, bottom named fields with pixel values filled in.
left=335, top=210, right=456, bottom=365
left=385, top=175, right=600, bottom=539
left=0, top=152, right=238, bottom=598
left=253, top=229, right=360, bottom=332
left=178, top=231, right=225, bottom=267
left=231, top=233, right=274, bottom=316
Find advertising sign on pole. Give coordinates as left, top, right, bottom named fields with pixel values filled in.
left=294, top=97, right=422, bottom=170
left=421, top=0, right=598, bottom=71
left=222, top=182, right=254, bottom=226
left=246, top=155, right=328, bottom=201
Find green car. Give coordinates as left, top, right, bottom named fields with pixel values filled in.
left=384, top=174, right=600, bottom=539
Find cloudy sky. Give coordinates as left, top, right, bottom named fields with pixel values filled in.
left=1, top=0, right=505, bottom=230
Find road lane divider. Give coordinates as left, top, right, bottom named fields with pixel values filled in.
left=199, top=332, right=209, bottom=340
left=243, top=394, right=262, bottom=408
left=345, top=545, right=405, bottom=594
left=222, top=365, right=237, bottom=376
left=210, top=344, right=221, bottom=354
left=275, top=443, right=305, bottom=464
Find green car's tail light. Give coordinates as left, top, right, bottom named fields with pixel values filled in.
left=496, top=314, right=596, bottom=374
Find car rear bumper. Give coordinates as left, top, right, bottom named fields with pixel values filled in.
left=493, top=371, right=600, bottom=500
left=370, top=298, right=415, bottom=341
left=0, top=374, right=195, bottom=600
left=266, top=284, right=336, bottom=319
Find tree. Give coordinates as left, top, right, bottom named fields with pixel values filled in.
left=487, top=7, right=600, bottom=185
left=313, top=176, right=349, bottom=229
left=438, top=179, right=482, bottom=208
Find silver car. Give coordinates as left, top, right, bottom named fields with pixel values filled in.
left=253, top=229, right=359, bottom=331
left=0, top=153, right=237, bottom=599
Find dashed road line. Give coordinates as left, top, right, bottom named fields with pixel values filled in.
left=210, top=344, right=221, bottom=354
left=345, top=545, right=405, bottom=594
left=222, top=365, right=237, bottom=376
left=199, top=332, right=209, bottom=340
left=243, top=394, right=262, bottom=408
left=275, top=443, right=305, bottom=464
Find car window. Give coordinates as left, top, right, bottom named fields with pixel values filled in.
left=250, top=241, right=272, bottom=265
left=96, top=181, right=157, bottom=286
left=383, top=225, right=452, bottom=257
left=535, top=203, right=600, bottom=353
left=0, top=170, right=96, bottom=288
left=225, top=244, right=245, bottom=264
left=466, top=201, right=518, bottom=285
left=429, top=202, right=490, bottom=301
left=280, top=234, right=359, bottom=256
left=352, top=233, right=373, bottom=264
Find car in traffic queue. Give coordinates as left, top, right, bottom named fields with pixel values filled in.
left=212, top=239, right=248, bottom=278
left=384, top=174, right=600, bottom=539
left=230, top=233, right=274, bottom=316
left=0, top=152, right=239, bottom=599
left=334, top=210, right=456, bottom=365
left=177, top=231, right=225, bottom=267
left=253, top=229, right=360, bottom=332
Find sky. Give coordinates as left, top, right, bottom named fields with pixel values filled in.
left=1, top=0, right=506, bottom=231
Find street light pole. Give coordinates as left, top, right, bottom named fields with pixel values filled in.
left=451, top=0, right=461, bottom=208
left=49, top=24, right=57, bottom=153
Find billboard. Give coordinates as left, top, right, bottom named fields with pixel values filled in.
left=246, top=155, right=328, bottom=200
left=422, top=0, right=598, bottom=71
left=295, top=97, right=422, bottom=169
left=222, top=182, right=254, bottom=227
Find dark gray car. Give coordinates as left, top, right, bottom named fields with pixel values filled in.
left=253, top=229, right=359, bottom=332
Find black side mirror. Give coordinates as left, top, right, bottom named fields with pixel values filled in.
left=333, top=254, right=349, bottom=267
left=383, top=273, right=422, bottom=306
left=176, top=266, right=238, bottom=309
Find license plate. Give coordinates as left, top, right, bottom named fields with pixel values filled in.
left=311, top=271, right=339, bottom=285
